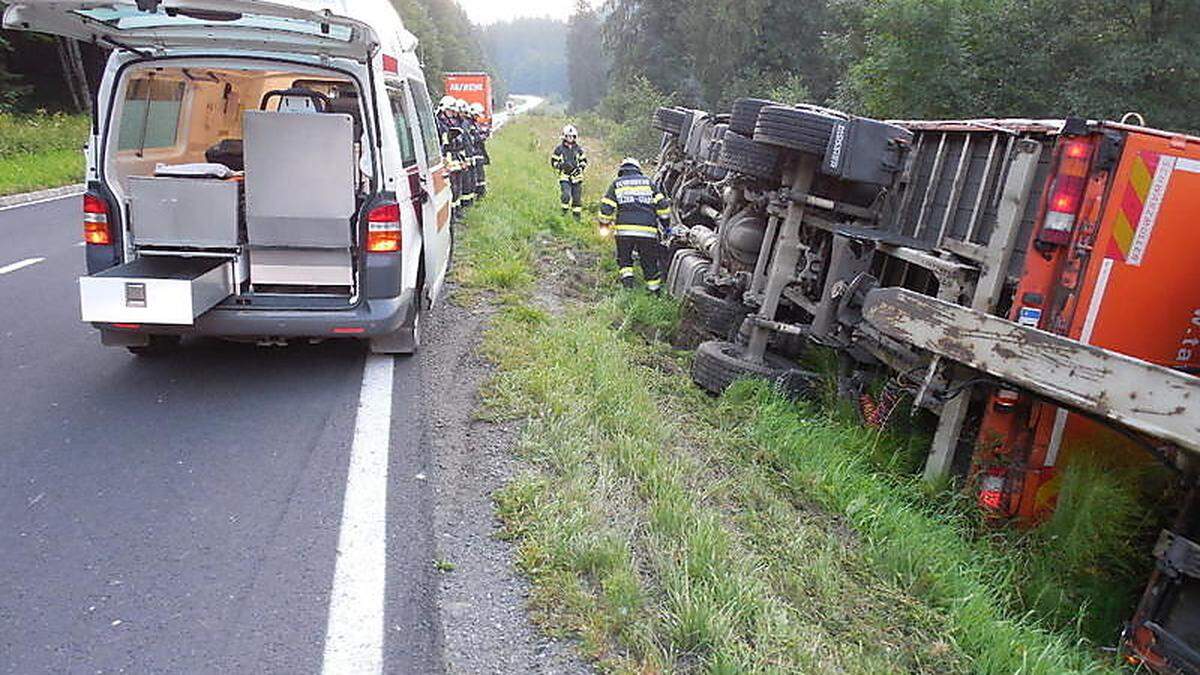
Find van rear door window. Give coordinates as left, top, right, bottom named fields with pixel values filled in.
left=388, top=91, right=418, bottom=168
left=408, top=82, right=442, bottom=165
left=118, top=78, right=186, bottom=153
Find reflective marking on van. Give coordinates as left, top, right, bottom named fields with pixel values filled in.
left=0, top=257, right=45, bottom=276
left=322, top=355, right=395, bottom=674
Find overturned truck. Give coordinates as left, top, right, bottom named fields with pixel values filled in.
left=652, top=101, right=1200, bottom=672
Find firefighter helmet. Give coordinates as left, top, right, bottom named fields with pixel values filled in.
left=456, top=99, right=471, bottom=113
left=439, top=95, right=456, bottom=111
left=562, top=124, right=578, bottom=139
left=620, top=157, right=642, bottom=172
left=471, top=103, right=485, bottom=117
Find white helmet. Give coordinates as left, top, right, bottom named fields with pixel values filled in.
left=456, top=99, right=471, bottom=113
left=471, top=103, right=485, bottom=116
left=562, top=124, right=578, bottom=139
left=620, top=157, right=642, bottom=171
left=439, top=95, right=456, bottom=111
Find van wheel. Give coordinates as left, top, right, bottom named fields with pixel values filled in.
left=370, top=302, right=421, bottom=356
left=127, top=335, right=181, bottom=357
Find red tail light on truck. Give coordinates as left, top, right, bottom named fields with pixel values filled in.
left=1037, top=138, right=1095, bottom=245
left=366, top=202, right=402, bottom=252
left=83, top=193, right=111, bottom=245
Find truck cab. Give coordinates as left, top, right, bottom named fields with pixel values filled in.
left=2, top=0, right=455, bottom=355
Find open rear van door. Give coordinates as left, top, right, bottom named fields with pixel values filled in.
left=2, top=0, right=377, bottom=60
left=404, top=80, right=454, bottom=306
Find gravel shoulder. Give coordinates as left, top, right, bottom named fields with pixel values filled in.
left=420, top=283, right=589, bottom=675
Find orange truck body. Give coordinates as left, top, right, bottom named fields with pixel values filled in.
left=974, top=124, right=1200, bottom=522
left=443, top=72, right=494, bottom=124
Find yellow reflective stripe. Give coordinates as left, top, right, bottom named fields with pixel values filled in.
left=614, top=224, right=659, bottom=233
left=656, top=208, right=671, bottom=216
left=619, top=267, right=635, bottom=277
left=615, top=186, right=652, bottom=195
left=600, top=197, right=618, bottom=208
left=655, top=193, right=666, bottom=200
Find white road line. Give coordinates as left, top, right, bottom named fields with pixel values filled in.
left=0, top=257, right=46, bottom=275
left=322, top=354, right=395, bottom=675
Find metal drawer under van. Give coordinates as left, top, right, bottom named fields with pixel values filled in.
left=80, top=257, right=234, bottom=326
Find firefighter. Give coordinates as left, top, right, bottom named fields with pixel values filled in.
left=455, top=99, right=478, bottom=209
left=598, top=158, right=672, bottom=293
left=471, top=102, right=490, bottom=198
left=550, top=124, right=587, bottom=219
left=436, top=96, right=465, bottom=220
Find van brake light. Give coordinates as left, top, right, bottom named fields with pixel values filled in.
left=1038, top=139, right=1094, bottom=246
left=367, top=202, right=402, bottom=253
left=83, top=193, right=111, bottom=246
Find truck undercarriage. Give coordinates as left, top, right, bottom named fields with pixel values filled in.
left=653, top=101, right=1200, bottom=672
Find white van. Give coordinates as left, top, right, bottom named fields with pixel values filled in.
left=2, top=0, right=455, bottom=354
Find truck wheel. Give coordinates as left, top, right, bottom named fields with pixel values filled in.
left=691, top=339, right=795, bottom=395
left=370, top=302, right=421, bottom=356
left=653, top=107, right=688, bottom=135
left=126, top=335, right=181, bottom=357
left=753, top=105, right=841, bottom=157
left=730, top=98, right=779, bottom=136
left=684, top=284, right=748, bottom=339
left=717, top=132, right=783, bottom=182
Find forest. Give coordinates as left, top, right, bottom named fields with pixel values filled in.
left=568, top=0, right=1200, bottom=155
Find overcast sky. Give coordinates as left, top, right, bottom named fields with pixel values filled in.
left=458, top=0, right=590, bottom=26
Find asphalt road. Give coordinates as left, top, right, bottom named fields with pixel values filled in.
left=0, top=196, right=441, bottom=673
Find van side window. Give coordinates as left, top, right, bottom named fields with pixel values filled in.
left=118, top=78, right=186, bottom=153
left=408, top=82, right=443, bottom=165
left=387, top=91, right=418, bottom=168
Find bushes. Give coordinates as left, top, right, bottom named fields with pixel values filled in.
left=596, top=75, right=673, bottom=160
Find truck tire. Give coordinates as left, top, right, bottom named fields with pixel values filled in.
left=684, top=284, right=748, bottom=339
left=653, top=107, right=688, bottom=135
left=753, top=105, right=841, bottom=157
left=691, top=339, right=795, bottom=395
left=717, top=132, right=783, bottom=182
left=730, top=98, right=778, bottom=137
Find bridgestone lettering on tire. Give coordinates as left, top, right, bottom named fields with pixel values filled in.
left=717, top=132, right=782, bottom=182
left=730, top=98, right=779, bottom=137
left=753, top=105, right=841, bottom=158
left=691, top=339, right=795, bottom=395
left=653, top=107, right=688, bottom=135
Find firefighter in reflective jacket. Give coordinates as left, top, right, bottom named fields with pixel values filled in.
left=598, top=158, right=672, bottom=293
left=436, top=96, right=465, bottom=219
left=550, top=124, right=587, bottom=219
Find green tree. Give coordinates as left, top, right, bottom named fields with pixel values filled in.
left=567, top=1, right=607, bottom=111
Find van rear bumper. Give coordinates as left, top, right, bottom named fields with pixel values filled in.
left=95, top=290, right=414, bottom=340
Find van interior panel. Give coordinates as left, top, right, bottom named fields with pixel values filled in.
left=109, top=65, right=367, bottom=301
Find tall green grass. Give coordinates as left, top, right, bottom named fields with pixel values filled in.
left=0, top=112, right=89, bottom=195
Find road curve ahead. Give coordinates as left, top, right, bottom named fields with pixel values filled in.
left=0, top=196, right=441, bottom=674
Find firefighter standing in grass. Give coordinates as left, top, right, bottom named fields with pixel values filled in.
left=598, top=158, right=672, bottom=294
left=471, top=102, right=490, bottom=198
left=550, top=124, right=587, bottom=219
left=454, top=99, right=477, bottom=210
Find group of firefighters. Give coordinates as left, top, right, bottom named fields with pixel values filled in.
left=436, top=95, right=491, bottom=220
left=550, top=124, right=673, bottom=294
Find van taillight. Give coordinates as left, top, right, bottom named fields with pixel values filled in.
left=83, top=193, right=111, bottom=246
left=366, top=202, right=402, bottom=253
left=1038, top=139, right=1094, bottom=245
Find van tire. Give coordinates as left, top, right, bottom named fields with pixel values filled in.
left=753, top=105, right=840, bottom=157
left=730, top=98, right=779, bottom=137
left=653, top=107, right=688, bottom=135
left=717, top=132, right=782, bottom=182
left=126, top=335, right=181, bottom=357
left=370, top=301, right=421, bottom=356
left=691, top=339, right=794, bottom=395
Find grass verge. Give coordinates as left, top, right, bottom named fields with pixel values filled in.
left=0, top=112, right=88, bottom=196
left=459, top=116, right=1126, bottom=673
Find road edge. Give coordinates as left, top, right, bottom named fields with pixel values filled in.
left=0, top=184, right=85, bottom=211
